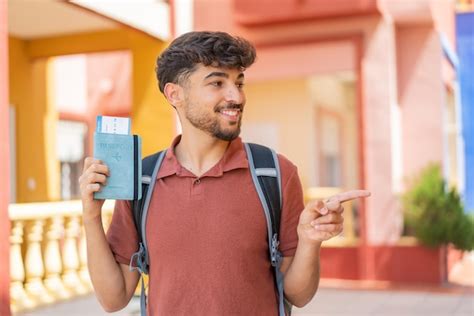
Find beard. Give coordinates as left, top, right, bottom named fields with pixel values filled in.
left=184, top=99, right=243, bottom=141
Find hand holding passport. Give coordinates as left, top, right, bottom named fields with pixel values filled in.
left=93, top=116, right=142, bottom=200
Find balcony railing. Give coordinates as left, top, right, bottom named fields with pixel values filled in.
left=8, top=187, right=357, bottom=313
left=8, top=200, right=115, bottom=313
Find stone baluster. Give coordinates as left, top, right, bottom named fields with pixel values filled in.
left=43, top=216, right=71, bottom=299
left=62, top=215, right=88, bottom=295
left=78, top=225, right=92, bottom=290
left=10, top=220, right=35, bottom=312
left=23, top=219, right=54, bottom=305
left=344, top=201, right=356, bottom=240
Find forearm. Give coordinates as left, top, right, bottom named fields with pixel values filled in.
left=283, top=241, right=321, bottom=307
left=84, top=215, right=132, bottom=311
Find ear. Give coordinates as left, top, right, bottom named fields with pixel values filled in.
left=163, top=82, right=183, bottom=108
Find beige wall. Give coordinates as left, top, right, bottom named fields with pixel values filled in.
left=242, top=78, right=315, bottom=188
left=308, top=75, right=359, bottom=190
left=242, top=74, right=359, bottom=191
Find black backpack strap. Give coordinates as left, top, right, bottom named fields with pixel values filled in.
left=245, top=143, right=282, bottom=237
left=132, top=151, right=164, bottom=242
left=131, top=150, right=166, bottom=272
left=129, top=149, right=166, bottom=316
left=244, top=143, right=288, bottom=316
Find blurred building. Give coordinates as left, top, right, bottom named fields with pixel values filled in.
left=187, top=0, right=464, bottom=283
left=6, top=1, right=174, bottom=204
left=0, top=0, right=471, bottom=315
left=457, top=0, right=474, bottom=212
left=1, top=1, right=174, bottom=314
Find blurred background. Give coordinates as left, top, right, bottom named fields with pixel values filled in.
left=0, top=0, right=473, bottom=315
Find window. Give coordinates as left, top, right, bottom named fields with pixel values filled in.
left=56, top=120, right=87, bottom=200
left=320, top=113, right=342, bottom=187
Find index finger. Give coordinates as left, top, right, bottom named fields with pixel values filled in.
left=84, top=157, right=102, bottom=168
left=332, top=190, right=371, bottom=203
left=83, top=157, right=107, bottom=175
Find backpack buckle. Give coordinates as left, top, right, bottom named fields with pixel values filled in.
left=130, top=242, right=149, bottom=275
left=270, top=233, right=282, bottom=267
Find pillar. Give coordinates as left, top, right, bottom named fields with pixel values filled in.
left=0, top=1, right=11, bottom=314
left=397, top=25, right=444, bottom=179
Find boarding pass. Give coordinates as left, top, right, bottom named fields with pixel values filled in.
left=96, top=116, right=131, bottom=135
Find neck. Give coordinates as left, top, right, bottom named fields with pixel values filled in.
left=175, top=127, right=230, bottom=177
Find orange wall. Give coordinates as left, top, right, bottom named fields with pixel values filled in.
left=9, top=29, right=172, bottom=202
left=0, top=1, right=11, bottom=314
left=9, top=38, right=60, bottom=202
left=127, top=32, right=175, bottom=156
left=33, top=29, right=174, bottom=155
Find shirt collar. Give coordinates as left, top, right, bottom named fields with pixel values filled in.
left=156, top=135, right=248, bottom=179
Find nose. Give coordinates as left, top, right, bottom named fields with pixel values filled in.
left=224, top=85, right=244, bottom=104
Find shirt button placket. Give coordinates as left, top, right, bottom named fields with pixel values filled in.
left=191, top=177, right=203, bottom=196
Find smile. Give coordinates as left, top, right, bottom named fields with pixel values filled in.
left=219, top=109, right=241, bottom=119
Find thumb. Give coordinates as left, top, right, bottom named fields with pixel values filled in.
left=305, top=200, right=329, bottom=217
left=313, top=200, right=329, bottom=216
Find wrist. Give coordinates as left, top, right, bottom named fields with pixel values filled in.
left=82, top=212, right=103, bottom=226
left=297, top=238, right=322, bottom=252
left=293, top=238, right=321, bottom=265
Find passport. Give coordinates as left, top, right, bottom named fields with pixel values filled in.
left=93, top=132, right=142, bottom=200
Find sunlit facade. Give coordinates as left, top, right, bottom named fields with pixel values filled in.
left=0, top=1, right=471, bottom=315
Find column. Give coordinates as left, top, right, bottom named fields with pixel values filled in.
left=0, top=1, right=11, bottom=315
left=397, top=25, right=444, bottom=180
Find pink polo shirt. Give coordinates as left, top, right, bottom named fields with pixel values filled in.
left=107, top=136, right=304, bottom=315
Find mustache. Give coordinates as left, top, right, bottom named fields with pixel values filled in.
left=214, top=103, right=243, bottom=112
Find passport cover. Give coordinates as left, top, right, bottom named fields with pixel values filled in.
left=93, top=132, right=142, bottom=200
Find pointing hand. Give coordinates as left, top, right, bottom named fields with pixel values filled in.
left=297, top=190, right=371, bottom=243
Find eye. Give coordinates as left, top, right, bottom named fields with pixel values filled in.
left=210, top=81, right=223, bottom=87
left=236, top=82, right=245, bottom=89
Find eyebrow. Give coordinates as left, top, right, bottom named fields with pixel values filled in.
left=204, top=72, right=245, bottom=80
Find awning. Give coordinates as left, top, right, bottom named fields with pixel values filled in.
left=8, top=0, right=170, bottom=40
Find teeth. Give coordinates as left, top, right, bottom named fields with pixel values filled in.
left=221, top=110, right=239, bottom=116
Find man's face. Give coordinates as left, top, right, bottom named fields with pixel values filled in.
left=179, top=64, right=246, bottom=141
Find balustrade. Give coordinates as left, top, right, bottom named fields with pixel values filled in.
left=8, top=200, right=115, bottom=313
left=8, top=188, right=354, bottom=313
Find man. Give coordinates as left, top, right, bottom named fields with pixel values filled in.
left=79, top=31, right=370, bottom=315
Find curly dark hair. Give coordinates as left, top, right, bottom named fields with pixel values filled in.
left=156, top=31, right=256, bottom=93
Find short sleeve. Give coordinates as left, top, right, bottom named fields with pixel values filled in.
left=106, top=200, right=140, bottom=265
left=277, top=155, right=304, bottom=257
